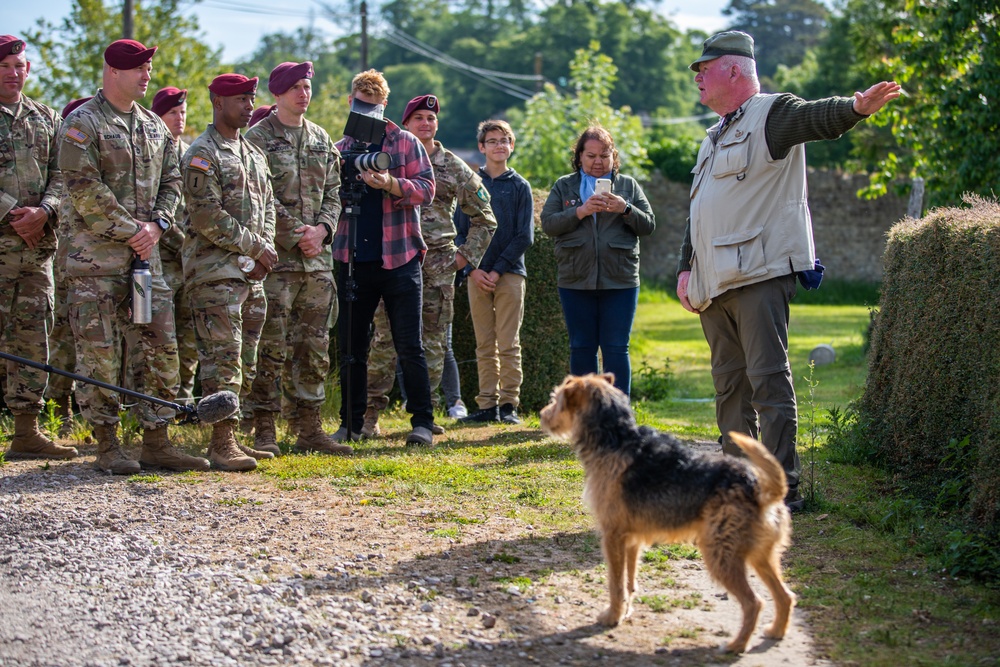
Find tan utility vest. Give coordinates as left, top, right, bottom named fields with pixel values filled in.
left=687, top=94, right=815, bottom=311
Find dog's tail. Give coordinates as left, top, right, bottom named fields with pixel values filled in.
left=728, top=431, right=788, bottom=507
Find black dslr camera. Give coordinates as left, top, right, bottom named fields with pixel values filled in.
left=340, top=110, right=391, bottom=199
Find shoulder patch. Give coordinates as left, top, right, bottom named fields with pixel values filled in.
left=189, top=155, right=212, bottom=172
left=476, top=185, right=489, bottom=203
left=65, top=127, right=89, bottom=144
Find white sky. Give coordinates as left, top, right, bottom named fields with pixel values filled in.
left=4, top=0, right=732, bottom=63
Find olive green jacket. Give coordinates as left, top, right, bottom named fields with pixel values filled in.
left=541, top=172, right=655, bottom=290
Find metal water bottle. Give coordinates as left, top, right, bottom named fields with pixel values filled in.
left=131, top=257, right=153, bottom=324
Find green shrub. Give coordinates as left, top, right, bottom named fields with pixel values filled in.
left=854, top=195, right=1000, bottom=531
left=647, top=136, right=700, bottom=184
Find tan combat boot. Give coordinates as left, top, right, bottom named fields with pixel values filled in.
left=361, top=406, right=381, bottom=438
left=208, top=420, right=257, bottom=472
left=294, top=407, right=353, bottom=455
left=92, top=423, right=140, bottom=475
left=139, top=426, right=210, bottom=472
left=252, top=410, right=281, bottom=456
left=285, top=416, right=300, bottom=438
left=53, top=396, right=74, bottom=438
left=6, top=413, right=78, bottom=460
left=236, top=441, right=274, bottom=461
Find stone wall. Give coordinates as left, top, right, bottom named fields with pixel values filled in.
left=637, top=169, right=909, bottom=285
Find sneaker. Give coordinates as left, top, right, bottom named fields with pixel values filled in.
left=498, top=403, right=521, bottom=425
left=332, top=426, right=363, bottom=442
left=447, top=400, right=468, bottom=419
left=459, top=405, right=499, bottom=423
left=406, top=426, right=434, bottom=446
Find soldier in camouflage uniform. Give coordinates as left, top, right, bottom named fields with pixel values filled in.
left=182, top=73, right=278, bottom=472
left=363, top=95, right=496, bottom=437
left=44, top=97, right=92, bottom=439
left=0, top=35, right=77, bottom=460
left=150, top=86, right=198, bottom=404
left=244, top=61, right=350, bottom=456
left=59, top=39, right=208, bottom=474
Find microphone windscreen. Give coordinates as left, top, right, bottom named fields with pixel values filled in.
left=196, top=391, right=240, bottom=425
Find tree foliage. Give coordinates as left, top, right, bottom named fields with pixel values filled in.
left=510, top=43, right=649, bottom=190
left=364, top=0, right=703, bottom=148
left=23, top=0, right=222, bottom=134
left=722, top=0, right=831, bottom=89
left=845, top=0, right=1000, bottom=207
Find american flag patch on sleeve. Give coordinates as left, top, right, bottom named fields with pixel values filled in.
left=189, top=156, right=212, bottom=172
left=66, top=127, right=89, bottom=144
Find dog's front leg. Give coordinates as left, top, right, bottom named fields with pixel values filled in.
left=624, top=540, right=642, bottom=616
left=597, top=532, right=630, bottom=626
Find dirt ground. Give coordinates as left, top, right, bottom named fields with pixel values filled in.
left=0, top=438, right=833, bottom=667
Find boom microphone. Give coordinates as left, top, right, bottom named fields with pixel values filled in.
left=195, top=391, right=241, bottom=425
left=0, top=350, right=238, bottom=426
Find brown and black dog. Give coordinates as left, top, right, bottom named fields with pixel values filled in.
left=540, top=373, right=795, bottom=653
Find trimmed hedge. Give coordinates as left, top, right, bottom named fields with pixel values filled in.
left=452, top=190, right=570, bottom=412
left=858, top=195, right=1000, bottom=529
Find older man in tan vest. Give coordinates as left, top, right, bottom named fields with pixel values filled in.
left=675, top=30, right=900, bottom=511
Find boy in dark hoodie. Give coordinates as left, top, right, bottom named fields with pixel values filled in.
left=458, top=119, right=533, bottom=424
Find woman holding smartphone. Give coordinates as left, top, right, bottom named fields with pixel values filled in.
left=540, top=125, right=655, bottom=397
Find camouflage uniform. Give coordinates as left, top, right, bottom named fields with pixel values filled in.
left=367, top=142, right=495, bottom=410
left=181, top=124, right=275, bottom=401
left=157, top=138, right=198, bottom=403
left=244, top=114, right=340, bottom=414
left=0, top=94, right=61, bottom=414
left=58, top=90, right=181, bottom=429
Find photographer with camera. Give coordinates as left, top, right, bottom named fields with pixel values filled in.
left=331, top=69, right=437, bottom=445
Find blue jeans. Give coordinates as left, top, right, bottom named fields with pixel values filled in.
left=337, top=257, right=433, bottom=431
left=558, top=286, right=639, bottom=396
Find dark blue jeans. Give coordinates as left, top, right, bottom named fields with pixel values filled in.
left=558, top=286, right=639, bottom=396
left=337, top=257, right=433, bottom=431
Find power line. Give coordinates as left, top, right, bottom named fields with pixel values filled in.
left=198, top=0, right=354, bottom=21
left=381, top=27, right=537, bottom=100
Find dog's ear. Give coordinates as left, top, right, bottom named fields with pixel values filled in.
left=600, top=372, right=615, bottom=386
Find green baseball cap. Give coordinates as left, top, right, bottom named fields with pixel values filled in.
left=690, top=30, right=755, bottom=71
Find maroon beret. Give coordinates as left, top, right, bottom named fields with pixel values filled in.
left=209, top=73, right=258, bottom=97
left=268, top=61, right=313, bottom=96
left=401, top=94, right=440, bottom=126
left=0, top=35, right=26, bottom=60
left=151, top=86, right=187, bottom=117
left=104, top=39, right=157, bottom=70
left=61, top=96, right=93, bottom=119
left=249, top=105, right=275, bottom=127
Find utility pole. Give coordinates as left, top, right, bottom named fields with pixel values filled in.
left=534, top=52, right=543, bottom=92
left=123, top=0, right=134, bottom=39
left=360, top=0, right=368, bottom=71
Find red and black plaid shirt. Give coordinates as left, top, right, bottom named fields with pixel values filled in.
left=333, top=120, right=435, bottom=269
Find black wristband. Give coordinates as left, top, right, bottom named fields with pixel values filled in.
left=623, top=202, right=633, bottom=217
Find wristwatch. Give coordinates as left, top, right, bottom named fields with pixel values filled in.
left=623, top=201, right=633, bottom=217
left=153, top=216, right=170, bottom=232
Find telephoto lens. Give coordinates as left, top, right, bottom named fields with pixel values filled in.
left=353, top=151, right=391, bottom=173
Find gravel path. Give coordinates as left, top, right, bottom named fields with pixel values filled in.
left=1, top=451, right=833, bottom=667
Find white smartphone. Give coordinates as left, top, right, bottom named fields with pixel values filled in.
left=595, top=178, right=612, bottom=195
